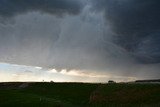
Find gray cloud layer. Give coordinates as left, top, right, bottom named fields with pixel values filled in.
left=0, top=0, right=160, bottom=79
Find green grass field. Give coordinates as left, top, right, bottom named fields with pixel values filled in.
left=0, top=82, right=160, bottom=107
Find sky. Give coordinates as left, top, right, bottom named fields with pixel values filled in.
left=0, top=0, right=160, bottom=82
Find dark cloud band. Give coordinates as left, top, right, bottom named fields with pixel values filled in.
left=0, top=0, right=84, bottom=17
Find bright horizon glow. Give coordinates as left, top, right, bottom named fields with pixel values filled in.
left=0, top=62, right=137, bottom=83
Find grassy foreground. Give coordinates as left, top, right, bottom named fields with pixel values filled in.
left=0, top=82, right=160, bottom=107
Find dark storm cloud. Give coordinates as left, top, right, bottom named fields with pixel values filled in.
left=0, top=0, right=160, bottom=79
left=92, top=0, right=160, bottom=64
left=0, top=0, right=84, bottom=17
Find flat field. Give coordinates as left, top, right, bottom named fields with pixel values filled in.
left=0, top=82, right=160, bottom=107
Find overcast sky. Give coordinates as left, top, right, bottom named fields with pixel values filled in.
left=0, top=0, right=160, bottom=82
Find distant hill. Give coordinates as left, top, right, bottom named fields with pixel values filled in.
left=135, top=79, right=160, bottom=83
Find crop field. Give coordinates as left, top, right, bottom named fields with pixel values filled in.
left=0, top=82, right=160, bottom=107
